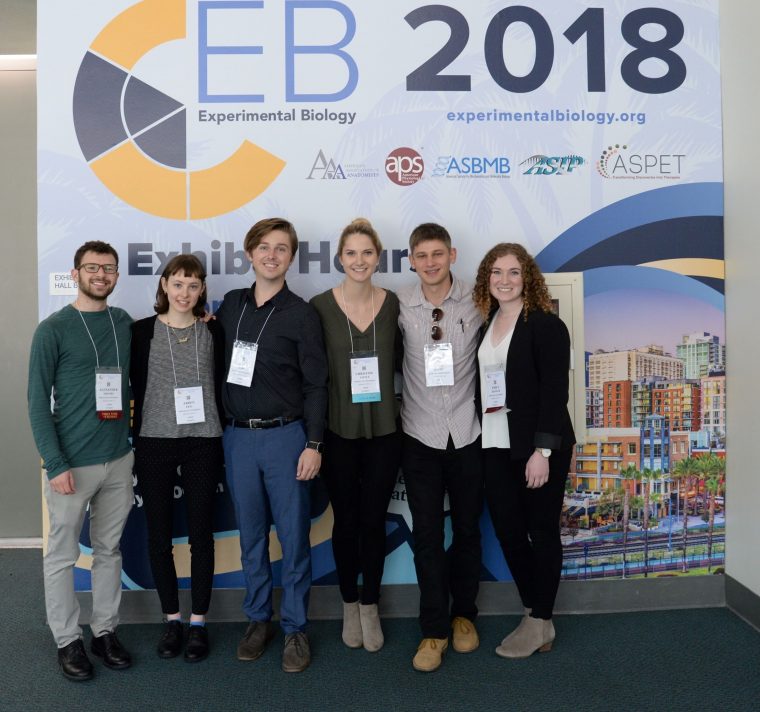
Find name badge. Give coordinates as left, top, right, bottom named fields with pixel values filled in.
left=174, top=386, right=206, bottom=425
left=484, top=365, right=507, bottom=412
left=95, top=367, right=122, bottom=420
left=424, top=342, right=454, bottom=387
left=350, top=350, right=381, bottom=403
left=227, top=340, right=258, bottom=386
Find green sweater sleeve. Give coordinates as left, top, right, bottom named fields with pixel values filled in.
left=28, top=320, right=69, bottom=479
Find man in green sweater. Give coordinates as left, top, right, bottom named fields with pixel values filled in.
left=28, top=241, right=134, bottom=681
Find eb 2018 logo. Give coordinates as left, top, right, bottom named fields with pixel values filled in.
left=73, top=0, right=286, bottom=220
left=521, top=155, right=584, bottom=175
left=385, top=148, right=424, bottom=186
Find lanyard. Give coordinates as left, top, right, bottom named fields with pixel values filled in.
left=76, top=305, right=120, bottom=369
left=340, top=283, right=376, bottom=353
left=165, top=321, right=200, bottom=387
left=235, top=301, right=276, bottom=344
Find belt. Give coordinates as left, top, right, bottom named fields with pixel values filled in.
left=229, top=416, right=297, bottom=430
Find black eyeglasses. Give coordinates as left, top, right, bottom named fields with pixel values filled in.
left=78, top=263, right=118, bottom=274
left=431, top=307, right=443, bottom=341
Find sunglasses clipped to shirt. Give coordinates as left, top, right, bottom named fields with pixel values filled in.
left=431, top=307, right=443, bottom=341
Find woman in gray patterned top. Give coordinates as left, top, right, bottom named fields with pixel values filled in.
left=130, top=254, right=225, bottom=663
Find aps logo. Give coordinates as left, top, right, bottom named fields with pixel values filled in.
left=385, top=148, right=424, bottom=186
left=72, top=0, right=284, bottom=220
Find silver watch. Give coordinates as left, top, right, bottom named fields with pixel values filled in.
left=535, top=447, right=551, bottom=458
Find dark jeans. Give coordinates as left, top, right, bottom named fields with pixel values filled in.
left=402, top=434, right=483, bottom=638
left=322, top=429, right=402, bottom=604
left=484, top=447, right=572, bottom=619
left=135, top=436, right=223, bottom=615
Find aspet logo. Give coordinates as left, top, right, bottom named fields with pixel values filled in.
left=521, top=155, right=584, bottom=175
left=385, top=148, right=424, bottom=186
left=72, top=0, right=285, bottom=220
left=597, top=144, right=685, bottom=180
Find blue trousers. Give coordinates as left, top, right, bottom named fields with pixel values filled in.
left=223, top=421, right=312, bottom=633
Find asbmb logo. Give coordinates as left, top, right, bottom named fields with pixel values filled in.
left=72, top=0, right=285, bottom=220
left=385, top=147, right=424, bottom=186
left=306, top=150, right=346, bottom=180
left=521, top=155, right=584, bottom=175
left=597, top=144, right=685, bottom=179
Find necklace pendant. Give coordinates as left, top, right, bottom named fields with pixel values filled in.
left=177, top=335, right=190, bottom=344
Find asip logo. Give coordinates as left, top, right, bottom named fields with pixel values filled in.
left=72, top=0, right=285, bottom=220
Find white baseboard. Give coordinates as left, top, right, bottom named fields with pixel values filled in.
left=0, top=538, right=42, bottom=548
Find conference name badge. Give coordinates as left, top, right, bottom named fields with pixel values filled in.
left=350, top=351, right=381, bottom=403
left=227, top=340, right=258, bottom=386
left=174, top=386, right=206, bottom=425
left=484, top=365, right=507, bottom=413
left=424, top=343, right=455, bottom=387
left=95, top=367, right=122, bottom=420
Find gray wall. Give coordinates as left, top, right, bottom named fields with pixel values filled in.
left=0, top=1, right=39, bottom=538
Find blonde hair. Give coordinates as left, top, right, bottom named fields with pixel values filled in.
left=338, top=218, right=383, bottom=255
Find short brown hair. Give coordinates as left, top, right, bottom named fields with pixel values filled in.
left=472, top=243, right=553, bottom=319
left=73, top=240, right=118, bottom=269
left=154, top=254, right=208, bottom=317
left=338, top=217, right=383, bottom=255
left=408, top=223, right=451, bottom=252
left=243, top=218, right=298, bottom=256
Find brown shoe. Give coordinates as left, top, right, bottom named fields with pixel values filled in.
left=237, top=621, right=275, bottom=661
left=451, top=616, right=479, bottom=653
left=282, top=631, right=311, bottom=673
left=412, top=637, right=448, bottom=672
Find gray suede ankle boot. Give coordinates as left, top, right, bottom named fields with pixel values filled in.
left=359, top=603, right=384, bottom=652
left=495, top=616, right=555, bottom=658
left=342, top=601, right=362, bottom=648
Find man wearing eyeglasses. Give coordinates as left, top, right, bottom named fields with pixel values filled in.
left=397, top=223, right=484, bottom=672
left=28, top=241, right=134, bottom=681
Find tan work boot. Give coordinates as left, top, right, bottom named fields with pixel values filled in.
left=359, top=603, right=384, bottom=652
left=495, top=616, right=555, bottom=659
left=451, top=616, right=479, bottom=653
left=412, top=637, right=448, bottom=672
left=342, top=601, right=362, bottom=648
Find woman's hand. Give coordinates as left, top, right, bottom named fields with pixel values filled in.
left=525, top=450, right=550, bottom=489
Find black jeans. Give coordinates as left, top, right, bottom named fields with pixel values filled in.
left=402, top=434, right=483, bottom=638
left=322, top=429, right=402, bottom=604
left=483, top=447, right=571, bottom=619
left=135, top=436, right=223, bottom=615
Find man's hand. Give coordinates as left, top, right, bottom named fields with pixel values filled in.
left=296, top=448, right=321, bottom=481
left=50, top=470, right=76, bottom=495
left=525, top=451, right=549, bottom=489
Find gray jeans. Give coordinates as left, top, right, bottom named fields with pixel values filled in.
left=43, top=450, right=134, bottom=647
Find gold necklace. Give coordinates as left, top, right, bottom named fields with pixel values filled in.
left=167, top=319, right=195, bottom=344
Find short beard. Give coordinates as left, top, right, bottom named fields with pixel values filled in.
left=78, top=282, right=114, bottom=302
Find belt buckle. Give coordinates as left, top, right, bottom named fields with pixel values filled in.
left=247, top=418, right=262, bottom=429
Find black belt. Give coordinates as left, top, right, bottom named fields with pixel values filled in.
left=229, top=416, right=297, bottom=430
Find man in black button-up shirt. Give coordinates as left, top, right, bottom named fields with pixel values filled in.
left=215, top=218, right=327, bottom=673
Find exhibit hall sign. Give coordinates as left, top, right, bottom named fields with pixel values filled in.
left=38, top=1, right=724, bottom=591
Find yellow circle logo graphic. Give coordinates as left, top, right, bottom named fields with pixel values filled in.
left=73, top=0, right=285, bottom=220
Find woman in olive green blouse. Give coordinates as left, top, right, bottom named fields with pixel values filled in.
left=310, top=218, right=401, bottom=652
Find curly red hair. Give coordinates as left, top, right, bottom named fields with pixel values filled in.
left=472, top=243, right=553, bottom=319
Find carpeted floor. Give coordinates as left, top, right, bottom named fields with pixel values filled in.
left=2, top=549, right=759, bottom=712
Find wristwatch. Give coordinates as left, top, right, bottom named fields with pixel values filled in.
left=306, top=440, right=324, bottom=453
left=535, top=447, right=551, bottom=458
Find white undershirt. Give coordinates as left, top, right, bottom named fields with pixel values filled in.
left=478, top=320, right=513, bottom=449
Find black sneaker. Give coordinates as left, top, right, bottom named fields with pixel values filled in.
left=282, top=631, right=310, bottom=673
left=58, top=639, right=94, bottom=681
left=157, top=620, right=184, bottom=659
left=184, top=625, right=209, bottom=663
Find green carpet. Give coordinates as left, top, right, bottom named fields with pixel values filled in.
left=2, top=549, right=759, bottom=711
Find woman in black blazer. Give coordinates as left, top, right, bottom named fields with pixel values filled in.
left=473, top=243, right=575, bottom=659
left=131, top=254, right=225, bottom=663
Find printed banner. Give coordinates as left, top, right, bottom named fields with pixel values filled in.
left=38, top=0, right=724, bottom=591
